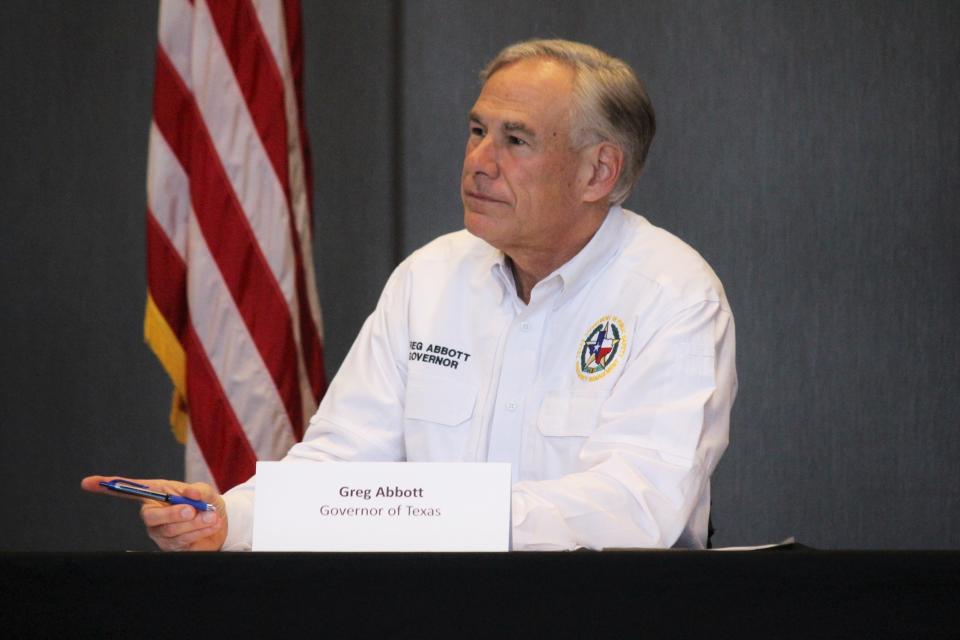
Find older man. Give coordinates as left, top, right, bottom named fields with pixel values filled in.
left=84, top=39, right=736, bottom=551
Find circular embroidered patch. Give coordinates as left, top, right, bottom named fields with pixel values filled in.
left=576, top=316, right=627, bottom=382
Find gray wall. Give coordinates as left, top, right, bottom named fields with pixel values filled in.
left=0, top=1, right=956, bottom=551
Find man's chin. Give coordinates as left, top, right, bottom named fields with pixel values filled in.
left=463, top=207, right=482, bottom=233
left=463, top=208, right=497, bottom=242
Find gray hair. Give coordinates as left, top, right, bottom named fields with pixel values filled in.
left=480, top=39, right=655, bottom=205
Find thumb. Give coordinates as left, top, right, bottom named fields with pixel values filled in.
left=180, top=482, right=226, bottom=512
left=180, top=482, right=216, bottom=500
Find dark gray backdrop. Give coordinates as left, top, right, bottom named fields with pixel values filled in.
left=1, top=1, right=957, bottom=551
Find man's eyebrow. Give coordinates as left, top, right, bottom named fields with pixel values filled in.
left=503, top=121, right=537, bottom=139
left=468, top=111, right=537, bottom=139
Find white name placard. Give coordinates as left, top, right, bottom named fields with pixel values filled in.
left=252, top=462, right=512, bottom=552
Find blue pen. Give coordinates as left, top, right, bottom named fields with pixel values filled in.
left=98, top=479, right=216, bottom=512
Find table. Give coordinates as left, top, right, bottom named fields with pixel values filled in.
left=2, top=549, right=958, bottom=638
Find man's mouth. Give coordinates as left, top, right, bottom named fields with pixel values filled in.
left=463, top=189, right=505, bottom=204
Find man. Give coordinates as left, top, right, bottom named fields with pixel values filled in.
left=84, top=39, right=736, bottom=551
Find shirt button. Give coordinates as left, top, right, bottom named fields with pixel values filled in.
left=506, top=401, right=518, bottom=412
left=520, top=321, right=530, bottom=332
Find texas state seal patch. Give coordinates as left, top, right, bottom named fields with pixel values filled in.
left=577, top=315, right=626, bottom=382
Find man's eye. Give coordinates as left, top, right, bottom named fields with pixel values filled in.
left=508, top=135, right=526, bottom=146
left=470, top=126, right=485, bottom=137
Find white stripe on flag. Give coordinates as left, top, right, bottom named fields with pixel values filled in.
left=158, top=0, right=194, bottom=91
left=146, top=122, right=188, bottom=260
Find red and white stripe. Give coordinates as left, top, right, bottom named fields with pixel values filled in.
left=146, top=0, right=325, bottom=491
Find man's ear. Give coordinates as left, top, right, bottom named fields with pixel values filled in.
left=579, top=142, right=623, bottom=204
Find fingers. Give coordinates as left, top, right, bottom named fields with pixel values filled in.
left=81, top=475, right=185, bottom=499
left=162, top=523, right=223, bottom=551
left=141, top=502, right=216, bottom=530
left=82, top=475, right=209, bottom=505
left=80, top=475, right=131, bottom=495
left=81, top=475, right=170, bottom=507
left=142, top=502, right=225, bottom=552
left=178, top=481, right=221, bottom=505
left=138, top=481, right=228, bottom=552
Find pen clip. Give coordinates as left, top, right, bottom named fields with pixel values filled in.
left=102, top=478, right=149, bottom=490
left=99, top=479, right=168, bottom=501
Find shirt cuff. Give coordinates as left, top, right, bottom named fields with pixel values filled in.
left=221, top=487, right=254, bottom=551
left=511, top=490, right=579, bottom=551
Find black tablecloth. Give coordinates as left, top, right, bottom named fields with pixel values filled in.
left=2, top=549, right=958, bottom=638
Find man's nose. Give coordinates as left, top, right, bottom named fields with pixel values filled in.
left=465, top=136, right=499, bottom=179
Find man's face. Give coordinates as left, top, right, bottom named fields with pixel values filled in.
left=461, top=58, right=586, bottom=257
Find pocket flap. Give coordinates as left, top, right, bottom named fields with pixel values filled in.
left=537, top=391, right=604, bottom=437
left=405, top=375, right=478, bottom=426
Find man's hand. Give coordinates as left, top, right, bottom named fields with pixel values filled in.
left=81, top=475, right=228, bottom=551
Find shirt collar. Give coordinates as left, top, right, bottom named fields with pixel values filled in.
left=485, top=205, right=627, bottom=307
left=550, top=205, right=626, bottom=305
left=486, top=246, right=514, bottom=306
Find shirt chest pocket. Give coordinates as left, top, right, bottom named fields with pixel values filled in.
left=537, top=391, right=605, bottom=437
left=532, top=391, right=606, bottom=478
left=404, top=375, right=478, bottom=426
left=403, top=375, right=479, bottom=461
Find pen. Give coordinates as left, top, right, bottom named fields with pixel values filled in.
left=98, top=479, right=217, bottom=512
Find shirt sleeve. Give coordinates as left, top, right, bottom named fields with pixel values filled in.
left=511, top=299, right=737, bottom=551
left=221, top=264, right=412, bottom=551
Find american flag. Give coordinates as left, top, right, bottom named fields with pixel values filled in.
left=144, top=0, right=325, bottom=491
